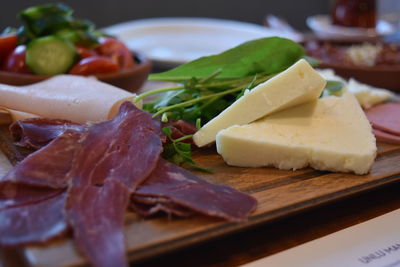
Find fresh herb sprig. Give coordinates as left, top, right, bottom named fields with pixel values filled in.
left=162, top=126, right=212, bottom=173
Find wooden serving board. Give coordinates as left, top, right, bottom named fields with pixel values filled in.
left=1, top=122, right=400, bottom=267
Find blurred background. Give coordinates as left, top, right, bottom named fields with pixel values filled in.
left=2, top=1, right=400, bottom=34
left=1, top=0, right=331, bottom=31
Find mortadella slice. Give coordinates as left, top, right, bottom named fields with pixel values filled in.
left=373, top=129, right=400, bottom=145
left=366, top=103, right=400, bottom=136
left=0, top=75, right=138, bottom=123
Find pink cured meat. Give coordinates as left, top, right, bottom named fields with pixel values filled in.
left=373, top=129, right=400, bottom=145
left=0, top=131, right=81, bottom=188
left=366, top=103, right=400, bottom=135
left=0, top=192, right=67, bottom=245
left=0, top=182, right=62, bottom=210
left=10, top=118, right=85, bottom=149
left=67, top=180, right=130, bottom=267
left=65, top=102, right=163, bottom=267
left=134, top=159, right=258, bottom=222
left=131, top=195, right=193, bottom=217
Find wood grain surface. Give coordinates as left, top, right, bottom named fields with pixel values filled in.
left=0, top=120, right=400, bottom=267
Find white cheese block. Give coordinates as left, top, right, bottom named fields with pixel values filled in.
left=193, top=59, right=326, bottom=147
left=216, top=92, right=377, bottom=175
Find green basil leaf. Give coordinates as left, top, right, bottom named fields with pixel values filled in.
left=149, top=37, right=304, bottom=82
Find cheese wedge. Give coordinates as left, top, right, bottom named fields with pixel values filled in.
left=0, top=75, right=140, bottom=123
left=193, top=59, right=326, bottom=147
left=216, top=92, right=376, bottom=175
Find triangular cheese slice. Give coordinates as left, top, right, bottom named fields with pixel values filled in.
left=216, top=92, right=377, bottom=175
left=193, top=59, right=326, bottom=147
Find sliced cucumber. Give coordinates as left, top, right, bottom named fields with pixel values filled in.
left=26, top=36, right=77, bottom=75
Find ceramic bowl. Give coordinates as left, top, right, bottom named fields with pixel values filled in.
left=0, top=52, right=152, bottom=92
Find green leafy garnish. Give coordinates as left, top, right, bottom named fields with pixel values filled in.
left=150, top=37, right=304, bottom=82
left=322, top=80, right=345, bottom=97
left=137, top=37, right=305, bottom=124
left=162, top=127, right=212, bottom=173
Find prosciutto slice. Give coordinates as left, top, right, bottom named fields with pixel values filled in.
left=366, top=103, right=400, bottom=135
left=0, top=192, right=67, bottom=245
left=0, top=131, right=81, bottom=188
left=0, top=101, right=257, bottom=267
left=134, top=159, right=257, bottom=222
left=0, top=182, right=62, bottom=210
left=65, top=102, right=163, bottom=267
left=67, top=180, right=130, bottom=267
left=10, top=118, right=84, bottom=149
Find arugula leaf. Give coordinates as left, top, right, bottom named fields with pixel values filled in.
left=149, top=37, right=304, bottom=82
left=161, top=127, right=212, bottom=173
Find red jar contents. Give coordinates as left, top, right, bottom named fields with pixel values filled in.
left=332, top=0, right=376, bottom=28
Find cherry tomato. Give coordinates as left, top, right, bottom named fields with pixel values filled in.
left=69, top=56, right=120, bottom=75
left=2, top=45, right=32, bottom=74
left=95, top=37, right=134, bottom=68
left=76, top=45, right=97, bottom=59
left=0, top=34, right=18, bottom=63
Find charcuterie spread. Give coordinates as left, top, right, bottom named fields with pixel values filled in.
left=0, top=11, right=399, bottom=266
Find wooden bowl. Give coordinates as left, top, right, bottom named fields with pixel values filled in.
left=304, top=38, right=400, bottom=92
left=0, top=52, right=152, bottom=92
left=318, top=62, right=400, bottom=92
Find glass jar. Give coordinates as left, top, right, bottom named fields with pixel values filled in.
left=332, top=0, right=376, bottom=28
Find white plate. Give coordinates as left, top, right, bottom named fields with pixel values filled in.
left=306, top=15, right=395, bottom=40
left=103, top=17, right=302, bottom=67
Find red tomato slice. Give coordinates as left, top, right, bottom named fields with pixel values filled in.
left=0, top=34, right=18, bottom=63
left=95, top=37, right=134, bottom=68
left=2, top=45, right=32, bottom=74
left=76, top=45, right=97, bottom=59
left=69, top=56, right=120, bottom=75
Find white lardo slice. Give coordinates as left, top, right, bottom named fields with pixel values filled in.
left=216, top=92, right=377, bottom=175
left=193, top=59, right=326, bottom=147
left=0, top=75, right=140, bottom=123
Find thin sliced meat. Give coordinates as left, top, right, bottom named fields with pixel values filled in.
left=0, top=182, right=62, bottom=210
left=131, top=195, right=193, bottom=217
left=164, top=120, right=197, bottom=144
left=66, top=180, right=129, bottom=267
left=366, top=103, right=400, bottom=135
left=0, top=192, right=67, bottom=246
left=10, top=118, right=85, bottom=149
left=134, top=159, right=257, bottom=222
left=373, top=128, right=400, bottom=145
left=0, top=131, right=81, bottom=188
left=65, top=102, right=163, bottom=189
left=65, top=102, right=163, bottom=267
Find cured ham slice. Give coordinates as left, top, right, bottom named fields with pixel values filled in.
left=0, top=182, right=62, bottom=210
left=0, top=101, right=257, bottom=267
left=0, top=192, right=67, bottom=245
left=10, top=118, right=85, bottom=149
left=135, top=159, right=257, bottom=222
left=373, top=129, right=400, bottom=145
left=66, top=180, right=130, bottom=267
left=131, top=195, right=193, bottom=217
left=0, top=75, right=137, bottom=123
left=0, top=131, right=81, bottom=188
left=65, top=102, right=163, bottom=267
left=366, top=103, right=400, bottom=136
